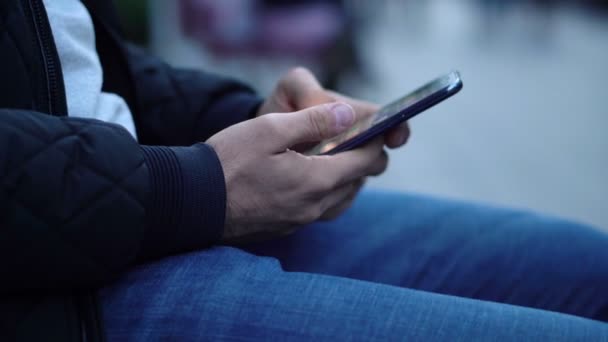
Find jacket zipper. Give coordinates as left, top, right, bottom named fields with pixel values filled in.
left=26, top=0, right=62, bottom=115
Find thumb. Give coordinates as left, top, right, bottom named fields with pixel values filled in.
left=272, top=102, right=356, bottom=152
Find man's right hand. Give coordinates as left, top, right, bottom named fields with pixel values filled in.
left=207, top=102, right=388, bottom=243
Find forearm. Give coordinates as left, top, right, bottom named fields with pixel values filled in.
left=0, top=109, right=226, bottom=293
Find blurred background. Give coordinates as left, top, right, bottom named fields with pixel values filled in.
left=117, top=0, right=608, bottom=230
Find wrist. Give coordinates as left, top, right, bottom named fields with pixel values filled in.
left=138, top=144, right=226, bottom=259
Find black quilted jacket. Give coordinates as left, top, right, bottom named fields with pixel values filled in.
left=0, top=0, right=261, bottom=341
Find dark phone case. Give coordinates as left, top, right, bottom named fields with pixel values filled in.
left=322, top=77, right=463, bottom=155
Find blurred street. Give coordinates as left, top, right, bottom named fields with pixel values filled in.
left=150, top=0, right=608, bottom=230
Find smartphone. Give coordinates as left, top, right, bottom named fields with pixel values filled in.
left=306, top=71, right=463, bottom=155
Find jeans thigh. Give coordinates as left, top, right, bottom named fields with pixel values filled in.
left=243, top=189, right=608, bottom=321
left=100, top=247, right=608, bottom=341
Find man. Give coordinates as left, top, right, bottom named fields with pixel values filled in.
left=1, top=0, right=607, bottom=341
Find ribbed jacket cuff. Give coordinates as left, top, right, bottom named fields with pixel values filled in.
left=196, top=92, right=262, bottom=140
left=139, top=144, right=226, bottom=259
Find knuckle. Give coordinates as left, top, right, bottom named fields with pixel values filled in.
left=257, top=113, right=275, bottom=126
left=309, top=105, right=333, bottom=139
left=372, top=136, right=385, bottom=149
left=372, top=151, right=389, bottom=175
left=309, top=203, right=324, bottom=221
left=279, top=67, right=310, bottom=91
left=278, top=73, right=292, bottom=89
left=293, top=205, right=321, bottom=225
left=257, top=114, right=290, bottom=145
left=366, top=139, right=385, bottom=158
left=296, top=164, right=334, bottom=195
left=259, top=114, right=282, bottom=134
left=291, top=212, right=307, bottom=226
left=306, top=108, right=329, bottom=138
left=355, top=177, right=366, bottom=189
left=288, top=66, right=312, bottom=79
left=308, top=172, right=335, bottom=194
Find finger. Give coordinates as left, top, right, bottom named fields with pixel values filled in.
left=367, top=150, right=389, bottom=177
left=311, top=137, right=385, bottom=187
left=264, top=102, right=356, bottom=152
left=281, top=67, right=333, bottom=108
left=384, top=122, right=411, bottom=149
left=320, top=178, right=365, bottom=220
left=318, top=179, right=361, bottom=217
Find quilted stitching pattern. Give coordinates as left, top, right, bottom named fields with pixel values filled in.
left=1, top=110, right=149, bottom=290
left=3, top=121, right=145, bottom=220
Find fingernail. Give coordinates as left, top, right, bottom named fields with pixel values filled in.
left=330, top=103, right=355, bottom=130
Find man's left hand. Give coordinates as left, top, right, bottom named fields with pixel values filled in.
left=257, top=67, right=411, bottom=220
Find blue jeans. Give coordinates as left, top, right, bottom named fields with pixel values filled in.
left=100, top=190, right=608, bottom=341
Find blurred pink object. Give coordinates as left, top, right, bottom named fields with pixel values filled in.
left=179, top=0, right=344, bottom=59
left=259, top=4, right=343, bottom=56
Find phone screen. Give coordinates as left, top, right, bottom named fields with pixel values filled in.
left=307, top=72, right=462, bottom=155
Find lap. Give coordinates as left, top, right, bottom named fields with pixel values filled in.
left=100, top=247, right=607, bottom=341
left=100, top=190, right=608, bottom=340
left=243, top=189, right=608, bottom=321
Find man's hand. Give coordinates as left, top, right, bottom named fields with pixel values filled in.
left=207, top=103, right=387, bottom=244
left=257, top=67, right=411, bottom=149
left=256, top=67, right=410, bottom=219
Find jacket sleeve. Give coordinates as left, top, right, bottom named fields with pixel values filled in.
left=122, top=44, right=263, bottom=146
left=0, top=109, right=226, bottom=293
